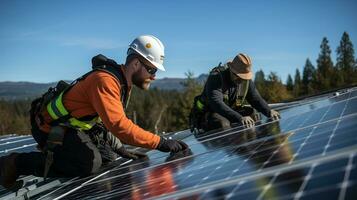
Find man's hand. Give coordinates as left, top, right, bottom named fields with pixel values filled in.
left=241, top=116, right=255, bottom=128
left=157, top=137, right=188, bottom=153
left=116, top=146, right=147, bottom=160
left=270, top=110, right=281, bottom=121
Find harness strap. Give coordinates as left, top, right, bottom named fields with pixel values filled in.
left=235, top=80, right=249, bottom=107
left=46, top=65, right=129, bottom=131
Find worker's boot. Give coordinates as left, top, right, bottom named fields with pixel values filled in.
left=0, top=153, right=22, bottom=191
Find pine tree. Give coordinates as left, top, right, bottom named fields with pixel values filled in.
left=171, top=71, right=203, bottom=130
left=293, top=69, right=302, bottom=97
left=302, top=58, right=316, bottom=95
left=336, top=32, right=356, bottom=85
left=254, top=69, right=266, bottom=98
left=286, top=74, right=294, bottom=91
left=264, top=72, right=291, bottom=102
left=316, top=37, right=334, bottom=91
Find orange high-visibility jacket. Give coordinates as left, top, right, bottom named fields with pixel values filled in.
left=39, top=70, right=160, bottom=149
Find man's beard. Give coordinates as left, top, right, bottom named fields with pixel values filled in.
left=134, top=79, right=151, bottom=90
left=142, top=80, right=151, bottom=90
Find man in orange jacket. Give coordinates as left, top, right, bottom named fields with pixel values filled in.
left=0, top=35, right=188, bottom=191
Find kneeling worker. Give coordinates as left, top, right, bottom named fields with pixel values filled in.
left=190, top=53, right=280, bottom=132
left=0, top=35, right=188, bottom=191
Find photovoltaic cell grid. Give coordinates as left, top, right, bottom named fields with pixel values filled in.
left=0, top=88, right=357, bottom=200
left=0, top=135, right=36, bottom=156
left=38, top=88, right=357, bottom=200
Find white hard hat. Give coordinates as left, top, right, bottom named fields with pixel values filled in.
left=127, top=35, right=165, bottom=71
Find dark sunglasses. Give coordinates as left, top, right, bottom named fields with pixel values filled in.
left=141, top=61, right=157, bottom=75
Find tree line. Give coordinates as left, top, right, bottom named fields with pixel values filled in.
left=255, top=32, right=356, bottom=102
left=0, top=99, right=31, bottom=135
left=0, top=32, right=356, bottom=135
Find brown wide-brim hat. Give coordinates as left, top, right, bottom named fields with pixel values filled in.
left=227, top=53, right=253, bottom=80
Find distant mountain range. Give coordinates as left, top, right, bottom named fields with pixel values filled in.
left=0, top=74, right=208, bottom=100
left=0, top=81, right=56, bottom=100
left=151, top=73, right=208, bottom=90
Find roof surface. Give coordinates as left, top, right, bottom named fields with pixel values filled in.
left=1, top=87, right=357, bottom=200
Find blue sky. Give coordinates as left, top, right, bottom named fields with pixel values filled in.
left=0, top=0, right=356, bottom=83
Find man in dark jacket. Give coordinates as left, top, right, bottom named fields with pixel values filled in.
left=190, top=53, right=280, bottom=132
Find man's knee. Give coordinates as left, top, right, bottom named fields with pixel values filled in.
left=207, top=113, right=231, bottom=130
left=236, top=106, right=254, bottom=117
left=83, top=151, right=102, bottom=176
left=236, top=106, right=261, bottom=121
left=78, top=137, right=102, bottom=176
left=63, top=131, right=103, bottom=176
left=71, top=148, right=102, bottom=177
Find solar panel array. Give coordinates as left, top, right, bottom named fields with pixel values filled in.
left=1, top=88, right=357, bottom=200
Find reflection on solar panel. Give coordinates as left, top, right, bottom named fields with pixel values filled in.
left=1, top=88, right=357, bottom=200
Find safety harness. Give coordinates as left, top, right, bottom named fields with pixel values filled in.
left=32, top=54, right=130, bottom=180
left=45, top=65, right=130, bottom=131
left=189, top=63, right=250, bottom=133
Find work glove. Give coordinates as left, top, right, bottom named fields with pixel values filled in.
left=270, top=110, right=281, bottom=121
left=156, top=137, right=188, bottom=153
left=115, top=146, right=148, bottom=160
left=241, top=116, right=255, bottom=128
left=165, top=148, right=193, bottom=162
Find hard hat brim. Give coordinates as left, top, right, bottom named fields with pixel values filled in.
left=153, top=63, right=165, bottom=71
left=129, top=47, right=166, bottom=71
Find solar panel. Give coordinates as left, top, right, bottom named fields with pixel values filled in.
left=1, top=88, right=357, bottom=200
left=0, top=135, right=36, bottom=156
left=184, top=152, right=356, bottom=200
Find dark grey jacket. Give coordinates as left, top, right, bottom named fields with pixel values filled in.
left=201, top=69, right=271, bottom=123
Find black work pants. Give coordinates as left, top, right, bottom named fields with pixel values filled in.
left=16, top=114, right=103, bottom=178
left=203, top=106, right=256, bottom=132
left=15, top=128, right=102, bottom=178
